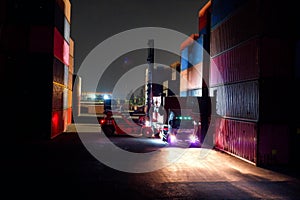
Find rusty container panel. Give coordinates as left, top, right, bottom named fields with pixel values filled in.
left=214, top=117, right=257, bottom=164
left=51, top=110, right=64, bottom=139
left=210, top=38, right=259, bottom=86
left=54, top=27, right=69, bottom=66
left=257, top=123, right=291, bottom=166
left=210, top=0, right=259, bottom=56
left=53, top=57, right=64, bottom=85
left=213, top=80, right=259, bottom=121
left=52, top=83, right=64, bottom=111
left=260, top=37, right=295, bottom=79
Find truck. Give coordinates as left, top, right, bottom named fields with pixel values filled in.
left=140, top=96, right=213, bottom=147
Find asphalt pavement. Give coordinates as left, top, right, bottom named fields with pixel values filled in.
left=3, top=123, right=300, bottom=199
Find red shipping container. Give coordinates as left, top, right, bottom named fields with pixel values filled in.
left=210, top=0, right=259, bottom=56
left=210, top=38, right=259, bottom=86
left=51, top=110, right=64, bottom=139
left=54, top=27, right=69, bottom=66
left=214, top=117, right=257, bottom=164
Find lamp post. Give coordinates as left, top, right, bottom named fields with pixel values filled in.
left=146, top=39, right=154, bottom=120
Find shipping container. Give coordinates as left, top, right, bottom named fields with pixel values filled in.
left=69, top=55, right=74, bottom=74
left=68, top=89, right=72, bottom=108
left=53, top=57, right=65, bottom=85
left=210, top=0, right=259, bottom=56
left=69, top=38, right=74, bottom=57
left=51, top=110, right=64, bottom=139
left=214, top=117, right=291, bottom=166
left=54, top=27, right=69, bottom=66
left=212, top=81, right=259, bottom=121
left=211, top=0, right=248, bottom=29
left=63, top=87, right=68, bottom=109
left=68, top=71, right=73, bottom=90
left=52, top=83, right=64, bottom=111
left=214, top=117, right=257, bottom=164
left=56, top=0, right=72, bottom=24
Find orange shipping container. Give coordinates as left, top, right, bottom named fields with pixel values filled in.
left=69, top=38, right=74, bottom=57
left=56, top=0, right=72, bottom=24
left=69, top=55, right=74, bottom=73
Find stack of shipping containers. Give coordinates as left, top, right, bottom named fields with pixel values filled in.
left=180, top=33, right=203, bottom=97
left=0, top=0, right=73, bottom=139
left=209, top=0, right=299, bottom=166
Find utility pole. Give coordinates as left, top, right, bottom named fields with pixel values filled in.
left=146, top=39, right=154, bottom=120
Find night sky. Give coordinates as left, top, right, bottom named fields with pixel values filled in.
left=69, top=0, right=209, bottom=92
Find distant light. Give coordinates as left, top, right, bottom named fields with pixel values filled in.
left=103, top=94, right=110, bottom=100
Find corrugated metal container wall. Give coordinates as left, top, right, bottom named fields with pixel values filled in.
left=52, top=83, right=64, bottom=111
left=54, top=27, right=69, bottom=66
left=214, top=117, right=257, bottom=164
left=211, top=0, right=248, bottom=29
left=212, top=80, right=259, bottom=121
left=53, top=57, right=64, bottom=85
left=210, top=0, right=259, bottom=57
left=210, top=38, right=259, bottom=86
